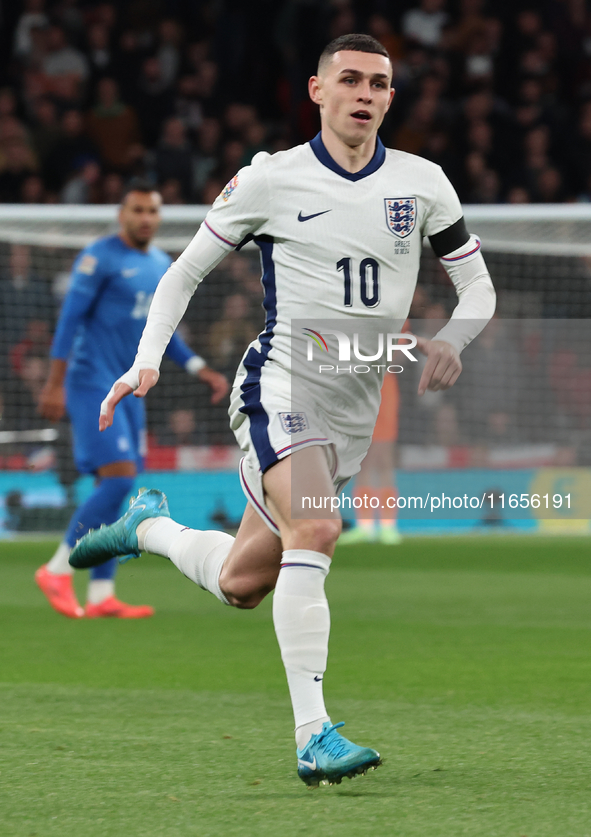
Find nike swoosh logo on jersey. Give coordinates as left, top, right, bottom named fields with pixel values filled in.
left=122, top=268, right=139, bottom=277
left=314, top=675, right=323, bottom=681
left=297, top=210, right=332, bottom=222
left=298, top=756, right=317, bottom=770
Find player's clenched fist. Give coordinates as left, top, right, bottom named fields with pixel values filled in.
left=99, top=366, right=159, bottom=431
left=415, top=335, right=462, bottom=395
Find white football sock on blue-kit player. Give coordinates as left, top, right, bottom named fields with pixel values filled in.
left=46, top=542, right=73, bottom=575
left=87, top=579, right=115, bottom=605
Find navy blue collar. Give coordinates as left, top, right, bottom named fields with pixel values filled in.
left=309, top=132, right=386, bottom=181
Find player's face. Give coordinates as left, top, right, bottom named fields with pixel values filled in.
left=119, top=191, right=162, bottom=248
left=310, top=51, right=394, bottom=148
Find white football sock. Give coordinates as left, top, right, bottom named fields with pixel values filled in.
left=87, top=579, right=114, bottom=604
left=137, top=516, right=184, bottom=553
left=137, top=517, right=233, bottom=605
left=46, top=541, right=74, bottom=575
left=296, top=717, right=331, bottom=751
left=272, top=549, right=332, bottom=748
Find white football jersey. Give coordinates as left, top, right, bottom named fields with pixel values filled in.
left=125, top=132, right=491, bottom=517
left=205, top=134, right=462, bottom=359
left=203, top=134, right=463, bottom=437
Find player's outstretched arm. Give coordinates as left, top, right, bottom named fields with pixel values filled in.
left=125, top=225, right=230, bottom=383
left=102, top=161, right=267, bottom=428
left=99, top=225, right=231, bottom=430
left=99, top=367, right=159, bottom=431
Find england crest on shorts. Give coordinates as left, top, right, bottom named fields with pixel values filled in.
left=279, top=412, right=309, bottom=434
left=384, top=197, right=417, bottom=239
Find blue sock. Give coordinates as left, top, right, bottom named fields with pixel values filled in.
left=65, top=476, right=136, bottom=581
left=90, top=556, right=119, bottom=581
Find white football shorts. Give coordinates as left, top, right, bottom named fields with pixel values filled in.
left=229, top=357, right=372, bottom=535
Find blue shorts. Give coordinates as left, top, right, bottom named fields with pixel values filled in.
left=66, top=385, right=146, bottom=475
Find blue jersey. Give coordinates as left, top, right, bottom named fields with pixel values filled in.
left=51, top=234, right=194, bottom=391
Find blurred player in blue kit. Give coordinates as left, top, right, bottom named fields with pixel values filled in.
left=36, top=180, right=228, bottom=618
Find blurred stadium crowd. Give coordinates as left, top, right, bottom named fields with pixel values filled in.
left=0, top=0, right=589, bottom=205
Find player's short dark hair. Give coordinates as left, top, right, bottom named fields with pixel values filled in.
left=121, top=177, right=158, bottom=204
left=318, top=34, right=391, bottom=75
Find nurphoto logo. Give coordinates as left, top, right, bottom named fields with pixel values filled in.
left=302, top=328, right=418, bottom=374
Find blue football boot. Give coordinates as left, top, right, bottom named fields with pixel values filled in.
left=69, top=488, right=170, bottom=569
left=297, top=722, right=382, bottom=787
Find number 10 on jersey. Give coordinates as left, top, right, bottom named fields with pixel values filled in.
left=337, top=258, right=380, bottom=308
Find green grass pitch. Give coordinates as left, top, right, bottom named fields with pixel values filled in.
left=2, top=535, right=591, bottom=836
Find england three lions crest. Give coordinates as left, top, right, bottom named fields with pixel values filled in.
left=385, top=197, right=417, bottom=239
left=279, top=412, right=309, bottom=434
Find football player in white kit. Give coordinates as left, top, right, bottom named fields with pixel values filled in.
left=70, top=34, right=496, bottom=787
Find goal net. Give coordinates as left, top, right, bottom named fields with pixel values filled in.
left=0, top=203, right=589, bottom=534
